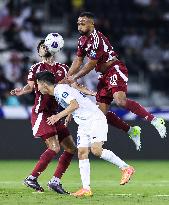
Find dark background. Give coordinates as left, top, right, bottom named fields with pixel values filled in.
left=0, top=120, right=168, bottom=159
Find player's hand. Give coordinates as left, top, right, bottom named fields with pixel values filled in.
left=91, top=91, right=97, bottom=96
left=10, top=88, right=23, bottom=96
left=47, top=115, right=60, bottom=125
left=64, top=75, right=75, bottom=84
left=64, top=114, right=72, bottom=127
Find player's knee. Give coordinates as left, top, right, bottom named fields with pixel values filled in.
left=49, top=144, right=60, bottom=153
left=64, top=145, right=77, bottom=154
left=78, top=149, right=88, bottom=160
left=91, top=146, right=102, bottom=157
left=62, top=138, right=77, bottom=154
left=114, top=97, right=126, bottom=107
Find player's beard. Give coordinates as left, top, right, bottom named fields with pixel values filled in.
left=79, top=30, right=90, bottom=36
left=44, top=51, right=52, bottom=58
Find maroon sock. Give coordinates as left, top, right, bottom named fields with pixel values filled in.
left=54, top=151, right=74, bottom=179
left=31, top=149, right=56, bottom=177
left=126, top=99, right=154, bottom=121
left=106, top=111, right=130, bottom=132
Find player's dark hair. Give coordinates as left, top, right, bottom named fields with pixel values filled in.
left=35, top=71, right=55, bottom=85
left=37, top=40, right=45, bottom=52
left=79, top=12, right=95, bottom=19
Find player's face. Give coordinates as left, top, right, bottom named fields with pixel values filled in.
left=37, top=80, right=48, bottom=95
left=38, top=44, right=52, bottom=58
left=77, top=17, right=94, bottom=36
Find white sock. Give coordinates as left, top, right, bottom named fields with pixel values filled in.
left=79, top=159, right=90, bottom=190
left=50, top=176, right=60, bottom=185
left=100, top=149, right=129, bottom=169
left=28, top=175, right=36, bottom=180
left=127, top=127, right=132, bottom=134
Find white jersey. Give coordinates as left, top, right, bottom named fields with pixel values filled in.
left=54, top=84, right=103, bottom=125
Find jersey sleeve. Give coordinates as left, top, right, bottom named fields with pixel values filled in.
left=76, top=39, right=86, bottom=57
left=57, top=85, right=77, bottom=105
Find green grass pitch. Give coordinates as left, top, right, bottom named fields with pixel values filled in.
left=0, top=160, right=169, bottom=205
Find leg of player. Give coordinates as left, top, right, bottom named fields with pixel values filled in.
left=24, top=135, right=60, bottom=192
left=113, top=91, right=167, bottom=138
left=72, top=147, right=93, bottom=197
left=90, top=142, right=135, bottom=185
left=97, top=102, right=142, bottom=151
left=48, top=135, right=76, bottom=194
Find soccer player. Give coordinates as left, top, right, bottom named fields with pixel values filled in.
left=67, top=12, right=167, bottom=142
left=10, top=40, right=76, bottom=194
left=35, top=71, right=135, bottom=197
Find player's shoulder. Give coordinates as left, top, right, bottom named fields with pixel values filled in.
left=29, top=61, right=43, bottom=70
left=54, top=62, right=69, bottom=71
left=55, top=83, right=70, bottom=92
left=78, top=35, right=88, bottom=45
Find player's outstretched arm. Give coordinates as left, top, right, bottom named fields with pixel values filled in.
left=71, top=82, right=96, bottom=96
left=68, top=56, right=84, bottom=76
left=73, top=59, right=97, bottom=81
left=10, top=81, right=34, bottom=96
left=47, top=100, right=79, bottom=125
left=64, top=114, right=72, bottom=127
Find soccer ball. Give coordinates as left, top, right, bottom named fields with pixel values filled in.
left=44, top=33, right=64, bottom=53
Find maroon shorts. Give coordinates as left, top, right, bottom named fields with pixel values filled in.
left=96, top=61, right=128, bottom=105
left=31, top=111, right=70, bottom=142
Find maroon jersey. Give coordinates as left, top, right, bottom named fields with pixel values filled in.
left=76, top=29, right=117, bottom=72
left=28, top=61, right=68, bottom=114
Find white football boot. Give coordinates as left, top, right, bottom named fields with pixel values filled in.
left=128, top=126, right=142, bottom=151
left=151, top=117, right=167, bottom=138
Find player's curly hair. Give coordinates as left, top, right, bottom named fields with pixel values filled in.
left=37, top=40, right=45, bottom=53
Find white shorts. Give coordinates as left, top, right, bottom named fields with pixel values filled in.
left=76, top=113, right=108, bottom=148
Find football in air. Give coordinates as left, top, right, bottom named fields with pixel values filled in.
left=45, top=33, right=64, bottom=53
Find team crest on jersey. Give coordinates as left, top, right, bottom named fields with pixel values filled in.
left=62, top=92, right=69, bottom=98
left=56, top=70, right=63, bottom=76
left=90, top=50, right=96, bottom=58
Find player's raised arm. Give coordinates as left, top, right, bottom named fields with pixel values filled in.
left=10, top=81, right=34, bottom=96
left=71, top=82, right=96, bottom=96
left=68, top=56, right=84, bottom=76
left=73, top=59, right=97, bottom=81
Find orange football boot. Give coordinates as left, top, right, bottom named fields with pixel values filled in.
left=120, top=166, right=135, bottom=185
left=72, top=188, right=93, bottom=197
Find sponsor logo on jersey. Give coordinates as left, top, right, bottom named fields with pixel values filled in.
left=62, top=92, right=69, bottom=98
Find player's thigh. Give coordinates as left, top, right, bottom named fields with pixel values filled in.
left=55, top=123, right=71, bottom=143
left=45, top=135, right=60, bottom=153
left=77, top=126, right=91, bottom=149
left=31, top=112, right=57, bottom=138
left=91, top=141, right=103, bottom=157
left=60, top=135, right=77, bottom=154
left=96, top=86, right=113, bottom=106
left=90, top=116, right=108, bottom=144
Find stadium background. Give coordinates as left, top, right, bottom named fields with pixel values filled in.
left=0, top=0, right=168, bottom=159
left=0, top=1, right=169, bottom=205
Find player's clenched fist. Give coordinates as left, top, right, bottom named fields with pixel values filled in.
left=10, top=88, right=23, bottom=96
